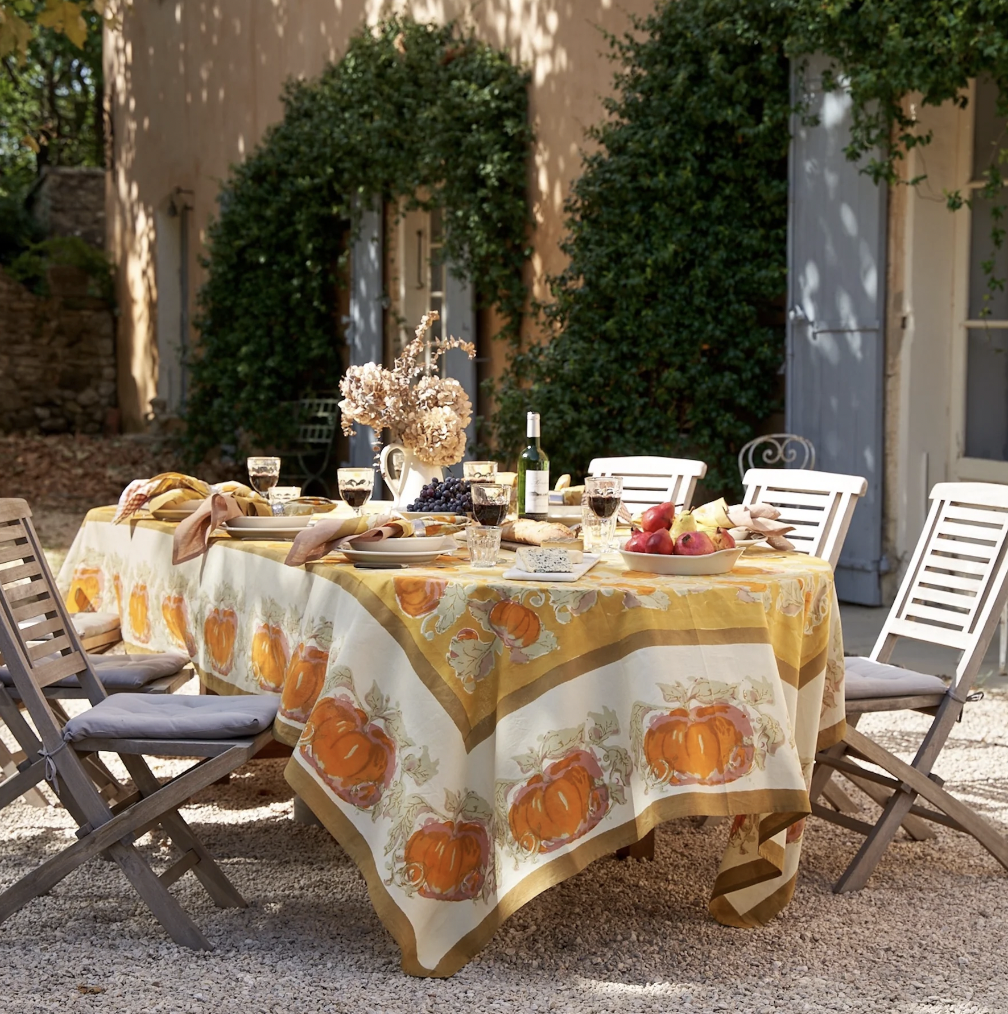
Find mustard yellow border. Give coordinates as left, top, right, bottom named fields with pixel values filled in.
left=286, top=758, right=808, bottom=977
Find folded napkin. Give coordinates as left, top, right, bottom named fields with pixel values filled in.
left=115, top=472, right=211, bottom=523
left=173, top=493, right=246, bottom=564
left=726, top=504, right=796, bottom=551
left=285, top=512, right=414, bottom=566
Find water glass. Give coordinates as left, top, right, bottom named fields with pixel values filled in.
left=468, top=525, right=503, bottom=568
left=338, top=468, right=375, bottom=515
left=268, top=485, right=302, bottom=516
left=247, top=456, right=281, bottom=497
left=582, top=476, right=623, bottom=553
left=463, top=460, right=498, bottom=485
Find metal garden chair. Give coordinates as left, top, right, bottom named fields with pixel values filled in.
left=287, top=397, right=340, bottom=496
left=0, top=497, right=279, bottom=948
left=737, top=432, right=816, bottom=480
left=811, top=482, right=1008, bottom=893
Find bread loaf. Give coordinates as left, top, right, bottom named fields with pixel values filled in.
left=500, top=519, right=575, bottom=546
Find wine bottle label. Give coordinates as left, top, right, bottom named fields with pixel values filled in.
left=524, top=470, right=549, bottom=514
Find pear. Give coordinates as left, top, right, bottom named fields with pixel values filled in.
left=670, top=510, right=697, bottom=540
left=693, top=497, right=732, bottom=530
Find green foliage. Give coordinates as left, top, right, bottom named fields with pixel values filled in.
left=186, top=16, right=532, bottom=463
left=0, top=0, right=104, bottom=192
left=6, top=234, right=113, bottom=301
left=0, top=190, right=44, bottom=261
left=492, top=0, right=792, bottom=492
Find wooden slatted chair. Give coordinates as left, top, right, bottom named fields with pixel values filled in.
left=0, top=498, right=279, bottom=949
left=811, top=482, right=1008, bottom=893
left=588, top=456, right=707, bottom=513
left=742, top=467, right=868, bottom=568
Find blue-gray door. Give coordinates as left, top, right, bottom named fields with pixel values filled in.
left=787, top=56, right=887, bottom=605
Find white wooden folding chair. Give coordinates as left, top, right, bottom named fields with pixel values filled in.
left=742, top=467, right=868, bottom=568
left=588, top=456, right=707, bottom=513
left=0, top=498, right=279, bottom=948
left=811, top=482, right=1008, bottom=893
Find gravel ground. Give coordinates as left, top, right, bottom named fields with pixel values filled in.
left=2, top=694, right=1008, bottom=1013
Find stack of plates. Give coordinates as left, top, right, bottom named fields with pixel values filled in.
left=342, top=535, right=457, bottom=566
left=222, top=516, right=311, bottom=540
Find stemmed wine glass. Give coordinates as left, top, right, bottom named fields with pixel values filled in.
left=583, top=476, right=623, bottom=554
left=338, top=467, right=375, bottom=516
left=247, top=457, right=281, bottom=497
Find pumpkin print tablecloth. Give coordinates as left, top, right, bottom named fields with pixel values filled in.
left=60, top=507, right=845, bottom=976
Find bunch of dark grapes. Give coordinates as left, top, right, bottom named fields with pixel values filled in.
left=406, top=476, right=473, bottom=514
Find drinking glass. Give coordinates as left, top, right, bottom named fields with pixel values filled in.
left=463, top=460, right=498, bottom=485
left=471, top=483, right=510, bottom=527
left=338, top=467, right=374, bottom=515
left=268, top=485, right=302, bottom=516
left=247, top=456, right=281, bottom=497
left=582, top=476, right=623, bottom=554
left=468, top=525, right=503, bottom=568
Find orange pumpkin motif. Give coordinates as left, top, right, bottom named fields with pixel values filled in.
left=279, top=642, right=329, bottom=722
left=643, top=704, right=754, bottom=786
left=301, top=696, right=395, bottom=809
left=128, top=583, right=151, bottom=643
left=162, top=594, right=197, bottom=656
left=508, top=749, right=609, bottom=856
left=394, top=577, right=447, bottom=618
left=67, top=565, right=102, bottom=613
left=203, top=607, right=238, bottom=675
left=113, top=574, right=123, bottom=615
left=403, top=818, right=490, bottom=901
left=488, top=599, right=541, bottom=649
left=251, top=623, right=289, bottom=692
left=786, top=817, right=806, bottom=844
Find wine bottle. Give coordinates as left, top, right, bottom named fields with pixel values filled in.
left=517, top=411, right=550, bottom=521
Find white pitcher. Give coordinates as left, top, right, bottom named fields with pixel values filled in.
left=379, top=444, right=442, bottom=509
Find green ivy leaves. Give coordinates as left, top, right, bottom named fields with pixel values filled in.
left=185, top=17, right=531, bottom=463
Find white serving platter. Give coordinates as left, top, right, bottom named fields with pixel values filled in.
left=221, top=522, right=307, bottom=541
left=617, top=541, right=745, bottom=576
left=502, top=555, right=601, bottom=583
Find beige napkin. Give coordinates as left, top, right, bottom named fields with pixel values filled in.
left=172, top=493, right=245, bottom=564
left=726, top=504, right=796, bottom=551
left=285, top=513, right=414, bottom=566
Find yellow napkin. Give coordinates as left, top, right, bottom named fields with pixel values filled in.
left=114, top=473, right=211, bottom=523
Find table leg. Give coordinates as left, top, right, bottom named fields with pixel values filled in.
left=293, top=795, right=322, bottom=826
left=616, top=828, right=655, bottom=861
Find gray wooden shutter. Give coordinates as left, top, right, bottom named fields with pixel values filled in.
left=347, top=201, right=383, bottom=467
left=787, top=56, right=887, bottom=605
left=443, top=265, right=477, bottom=459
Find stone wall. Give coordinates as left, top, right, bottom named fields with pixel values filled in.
left=0, top=266, right=116, bottom=434
left=27, top=167, right=106, bottom=248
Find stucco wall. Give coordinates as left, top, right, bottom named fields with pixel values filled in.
left=884, top=96, right=969, bottom=591
left=105, top=0, right=652, bottom=430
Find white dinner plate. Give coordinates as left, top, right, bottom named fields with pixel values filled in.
left=346, top=535, right=458, bottom=554
left=401, top=512, right=469, bottom=524
left=618, top=541, right=745, bottom=575
left=547, top=505, right=583, bottom=523
left=150, top=507, right=198, bottom=522
left=341, top=545, right=448, bottom=566
left=226, top=515, right=311, bottom=530
left=221, top=524, right=307, bottom=541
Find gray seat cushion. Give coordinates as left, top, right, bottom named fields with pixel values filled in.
left=0, top=651, right=189, bottom=690
left=844, top=655, right=948, bottom=700
left=71, top=612, right=121, bottom=638
left=63, top=693, right=279, bottom=743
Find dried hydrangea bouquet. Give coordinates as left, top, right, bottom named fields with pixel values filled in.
left=338, top=311, right=475, bottom=505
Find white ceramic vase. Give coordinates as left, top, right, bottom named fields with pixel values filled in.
left=379, top=444, right=442, bottom=509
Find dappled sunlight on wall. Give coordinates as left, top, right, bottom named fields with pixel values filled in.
left=107, top=0, right=648, bottom=428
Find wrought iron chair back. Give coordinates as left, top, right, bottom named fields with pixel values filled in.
left=288, top=397, right=340, bottom=496
left=737, top=433, right=816, bottom=480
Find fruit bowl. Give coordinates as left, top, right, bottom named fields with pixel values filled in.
left=617, top=540, right=745, bottom=576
